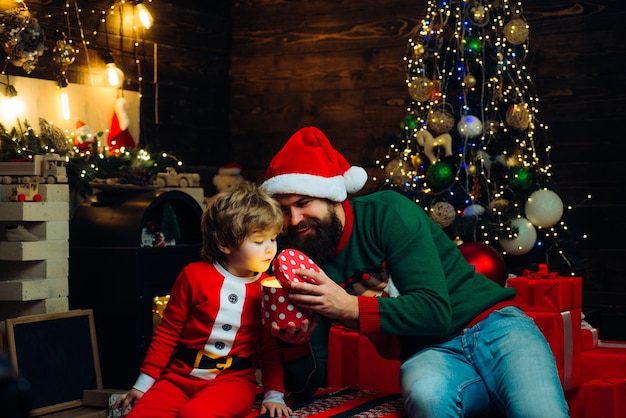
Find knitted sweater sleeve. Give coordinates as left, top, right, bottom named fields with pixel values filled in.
left=352, top=192, right=514, bottom=337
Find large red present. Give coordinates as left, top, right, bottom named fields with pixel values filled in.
left=582, top=378, right=626, bottom=418
left=506, top=264, right=582, bottom=312
left=327, top=323, right=401, bottom=393
left=525, top=309, right=582, bottom=391
left=581, top=343, right=626, bottom=381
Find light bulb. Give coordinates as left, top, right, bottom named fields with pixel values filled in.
left=1, top=96, right=25, bottom=119
left=1, top=84, right=25, bottom=119
left=58, top=76, right=71, bottom=121
left=60, top=90, right=71, bottom=121
left=105, top=62, right=125, bottom=88
left=136, top=3, right=154, bottom=29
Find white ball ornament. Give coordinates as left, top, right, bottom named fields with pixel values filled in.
left=457, top=115, right=483, bottom=138
left=525, top=189, right=564, bottom=228
left=499, top=217, right=537, bottom=255
left=462, top=204, right=486, bottom=217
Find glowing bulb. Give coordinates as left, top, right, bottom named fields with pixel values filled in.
left=1, top=96, right=26, bottom=119
left=60, top=90, right=71, bottom=121
left=136, top=3, right=154, bottom=29
left=105, top=63, right=125, bottom=88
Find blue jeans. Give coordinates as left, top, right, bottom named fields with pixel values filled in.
left=399, top=306, right=569, bottom=418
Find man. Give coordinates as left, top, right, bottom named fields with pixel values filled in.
left=260, top=126, right=569, bottom=418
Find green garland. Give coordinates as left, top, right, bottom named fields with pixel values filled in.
left=0, top=118, right=184, bottom=198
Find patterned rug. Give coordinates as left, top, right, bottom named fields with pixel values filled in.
left=247, top=387, right=407, bottom=417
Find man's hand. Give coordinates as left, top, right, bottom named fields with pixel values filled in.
left=288, top=268, right=359, bottom=327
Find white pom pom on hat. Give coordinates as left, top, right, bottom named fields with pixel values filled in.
left=261, top=126, right=368, bottom=202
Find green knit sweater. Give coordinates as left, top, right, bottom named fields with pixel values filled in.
left=282, top=190, right=516, bottom=397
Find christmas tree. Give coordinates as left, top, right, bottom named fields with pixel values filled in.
left=377, top=0, right=585, bottom=276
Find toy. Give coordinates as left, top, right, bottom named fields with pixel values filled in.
left=212, top=163, right=244, bottom=192
left=0, top=154, right=68, bottom=184
left=9, top=179, right=42, bottom=202
left=154, top=167, right=200, bottom=188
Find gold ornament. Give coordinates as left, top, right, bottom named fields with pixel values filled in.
left=384, top=158, right=413, bottom=185
left=408, top=76, right=434, bottom=102
left=152, top=294, right=170, bottom=330
left=506, top=103, right=531, bottom=130
left=467, top=163, right=477, bottom=176
left=430, top=201, right=457, bottom=228
left=427, top=104, right=455, bottom=133
left=410, top=154, right=423, bottom=168
left=413, top=44, right=425, bottom=56
left=464, top=73, right=477, bottom=88
left=469, top=5, right=488, bottom=26
left=53, top=39, right=77, bottom=68
left=504, top=18, right=529, bottom=45
left=489, top=198, right=510, bottom=213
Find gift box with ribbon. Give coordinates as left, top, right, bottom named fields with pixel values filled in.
left=582, top=378, right=626, bottom=418
left=581, top=342, right=626, bottom=382
left=506, top=264, right=582, bottom=312
left=327, top=323, right=401, bottom=393
left=581, top=326, right=600, bottom=351
left=525, top=309, right=582, bottom=391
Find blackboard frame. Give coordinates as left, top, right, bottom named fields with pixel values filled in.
left=5, top=309, right=103, bottom=416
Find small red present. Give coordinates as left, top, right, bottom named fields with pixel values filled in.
left=582, top=378, right=626, bottom=418
left=526, top=309, right=582, bottom=391
left=581, top=344, right=626, bottom=381
left=506, top=264, right=582, bottom=312
left=327, top=323, right=401, bottom=393
left=272, top=248, right=319, bottom=289
left=581, top=326, right=599, bottom=351
left=260, top=277, right=314, bottom=329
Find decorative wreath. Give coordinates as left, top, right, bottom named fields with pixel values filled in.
left=0, top=8, right=46, bottom=73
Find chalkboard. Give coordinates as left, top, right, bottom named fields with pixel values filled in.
left=5, top=309, right=102, bottom=416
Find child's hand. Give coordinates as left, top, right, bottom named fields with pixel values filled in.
left=111, top=388, right=143, bottom=416
left=260, top=401, right=293, bottom=417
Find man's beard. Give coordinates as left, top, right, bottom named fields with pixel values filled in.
left=279, top=206, right=343, bottom=264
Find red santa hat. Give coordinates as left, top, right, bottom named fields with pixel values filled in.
left=261, top=126, right=367, bottom=202
left=108, top=97, right=135, bottom=151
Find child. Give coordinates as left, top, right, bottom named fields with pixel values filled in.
left=113, top=182, right=292, bottom=418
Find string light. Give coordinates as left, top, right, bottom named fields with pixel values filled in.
left=377, top=0, right=587, bottom=273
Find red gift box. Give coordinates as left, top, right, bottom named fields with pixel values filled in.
left=581, top=326, right=599, bottom=351
left=260, top=277, right=314, bottom=329
left=506, top=264, right=582, bottom=312
left=581, top=344, right=626, bottom=382
left=582, top=378, right=626, bottom=418
left=327, top=323, right=401, bottom=393
left=525, top=309, right=582, bottom=391
left=272, top=248, right=319, bottom=289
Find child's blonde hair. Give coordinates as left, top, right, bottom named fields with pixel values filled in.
left=200, top=181, right=283, bottom=263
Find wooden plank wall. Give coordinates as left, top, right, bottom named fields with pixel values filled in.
left=11, top=1, right=626, bottom=337
left=230, top=0, right=626, bottom=338
left=6, top=0, right=232, bottom=171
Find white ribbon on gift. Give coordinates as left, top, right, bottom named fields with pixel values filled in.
left=561, top=311, right=573, bottom=391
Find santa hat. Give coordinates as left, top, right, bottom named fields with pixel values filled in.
left=261, top=126, right=367, bottom=202
left=108, top=97, right=135, bottom=151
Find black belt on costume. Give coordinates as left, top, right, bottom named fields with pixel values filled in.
left=175, top=346, right=252, bottom=371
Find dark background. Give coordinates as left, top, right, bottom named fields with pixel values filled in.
left=17, top=0, right=626, bottom=338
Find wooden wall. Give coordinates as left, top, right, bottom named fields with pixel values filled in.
left=12, top=1, right=626, bottom=337
left=6, top=0, right=232, bottom=170
left=230, top=0, right=626, bottom=338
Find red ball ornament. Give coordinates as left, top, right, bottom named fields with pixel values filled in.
left=458, top=242, right=507, bottom=286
